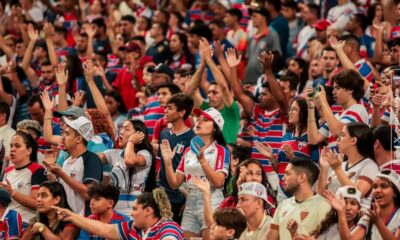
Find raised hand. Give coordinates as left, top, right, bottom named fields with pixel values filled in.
left=40, top=90, right=54, bottom=112
left=27, top=24, right=39, bottom=42
left=72, top=90, right=86, bottom=107
left=258, top=51, right=274, bottom=71
left=225, top=48, right=242, bottom=68
left=128, top=131, right=145, bottom=145
left=160, top=139, right=176, bottom=165
left=52, top=206, right=74, bottom=222
left=43, top=149, right=58, bottom=165
left=305, top=88, right=316, bottom=107
left=255, top=141, right=274, bottom=160
left=282, top=144, right=295, bottom=161
left=213, top=40, right=225, bottom=59
left=326, top=151, right=343, bottom=170
left=43, top=22, right=55, bottom=39
left=86, top=25, right=96, bottom=38
left=319, top=147, right=331, bottom=169
left=323, top=189, right=346, bottom=213
left=236, top=165, right=248, bottom=186
left=83, top=60, right=95, bottom=80
left=55, top=63, right=68, bottom=86
left=314, top=84, right=327, bottom=105
left=191, top=176, right=211, bottom=194
left=328, top=35, right=345, bottom=51
left=94, top=65, right=106, bottom=77
left=199, top=38, right=213, bottom=61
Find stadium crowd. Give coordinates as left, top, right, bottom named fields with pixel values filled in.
left=0, top=0, right=399, bottom=239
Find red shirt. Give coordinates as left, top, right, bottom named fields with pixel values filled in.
left=112, top=68, right=144, bottom=110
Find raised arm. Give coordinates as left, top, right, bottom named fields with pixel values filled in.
left=306, top=88, right=327, bottom=144
left=0, top=34, right=15, bottom=60
left=201, top=39, right=234, bottom=107
left=214, top=41, right=232, bottom=80
left=373, top=23, right=385, bottom=64
left=85, top=25, right=95, bottom=58
left=260, top=51, right=288, bottom=115
left=21, top=24, right=40, bottom=87
left=192, top=176, right=214, bottom=227
left=83, top=60, right=116, bottom=134
left=225, top=49, right=254, bottom=117
left=124, top=132, right=147, bottom=167
left=0, top=74, right=14, bottom=106
left=55, top=63, right=69, bottom=111
left=52, top=206, right=119, bottom=239
left=316, top=86, right=344, bottom=136
left=40, top=91, right=61, bottom=146
left=316, top=147, right=332, bottom=195
left=7, top=61, right=27, bottom=98
left=43, top=23, right=59, bottom=67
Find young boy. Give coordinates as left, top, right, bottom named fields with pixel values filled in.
left=80, top=183, right=129, bottom=240
left=157, top=93, right=195, bottom=224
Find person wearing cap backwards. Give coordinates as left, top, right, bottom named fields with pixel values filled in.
left=266, top=159, right=331, bottom=240
left=0, top=189, right=23, bottom=239
left=160, top=107, right=230, bottom=240
left=52, top=188, right=185, bottom=240
left=112, top=40, right=145, bottom=111
left=235, top=182, right=273, bottom=239
left=301, top=186, right=363, bottom=239
left=330, top=170, right=400, bottom=240
left=44, top=116, right=103, bottom=216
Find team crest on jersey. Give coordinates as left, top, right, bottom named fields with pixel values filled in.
left=175, top=144, right=185, bottom=154
left=298, top=141, right=307, bottom=149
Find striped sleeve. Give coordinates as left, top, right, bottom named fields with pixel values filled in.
left=159, top=222, right=184, bottom=239
left=318, top=122, right=330, bottom=138
left=8, top=210, right=22, bottom=239
left=116, top=220, right=133, bottom=240
left=215, top=145, right=230, bottom=176
left=341, top=111, right=363, bottom=124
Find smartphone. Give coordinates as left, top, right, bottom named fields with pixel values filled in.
left=190, top=136, right=205, bottom=156
left=393, top=69, right=400, bottom=87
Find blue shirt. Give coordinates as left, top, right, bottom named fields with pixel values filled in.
left=270, top=15, right=289, bottom=58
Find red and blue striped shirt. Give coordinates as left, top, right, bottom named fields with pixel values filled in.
left=116, top=219, right=185, bottom=240
left=0, top=208, right=22, bottom=239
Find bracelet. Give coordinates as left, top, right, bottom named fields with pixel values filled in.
left=44, top=116, right=53, bottom=120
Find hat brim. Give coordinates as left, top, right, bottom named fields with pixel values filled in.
left=193, top=109, right=214, bottom=122
left=54, top=111, right=73, bottom=118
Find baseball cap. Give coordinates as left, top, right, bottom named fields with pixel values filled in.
left=193, top=107, right=224, bottom=131
left=336, top=186, right=362, bottom=203
left=119, top=41, right=141, bottom=54
left=147, top=64, right=174, bottom=80
left=54, top=106, right=86, bottom=118
left=390, top=25, right=400, bottom=39
left=239, top=182, right=274, bottom=207
left=377, top=169, right=400, bottom=192
left=16, top=120, right=42, bottom=133
left=210, top=0, right=231, bottom=9
left=312, top=19, right=331, bottom=31
left=0, top=189, right=11, bottom=207
left=62, top=116, right=94, bottom=142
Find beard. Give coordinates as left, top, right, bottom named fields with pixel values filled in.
left=284, top=182, right=300, bottom=195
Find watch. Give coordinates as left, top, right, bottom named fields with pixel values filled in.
left=38, top=223, right=46, bottom=234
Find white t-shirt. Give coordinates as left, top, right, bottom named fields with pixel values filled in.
left=327, top=1, right=357, bottom=30
left=271, top=195, right=332, bottom=239
left=328, top=158, right=379, bottom=209
left=104, top=149, right=152, bottom=217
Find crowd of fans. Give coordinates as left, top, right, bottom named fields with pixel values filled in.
left=0, top=0, right=399, bottom=239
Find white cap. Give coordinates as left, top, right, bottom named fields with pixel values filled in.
left=210, top=0, right=231, bottom=9
left=193, top=107, right=224, bottom=131
left=62, top=116, right=94, bottom=142
left=377, top=169, right=400, bottom=192
left=336, top=186, right=362, bottom=203
left=239, top=182, right=274, bottom=207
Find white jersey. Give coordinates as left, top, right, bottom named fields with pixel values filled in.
left=104, top=149, right=152, bottom=217
left=328, top=158, right=379, bottom=209
left=327, top=1, right=357, bottom=30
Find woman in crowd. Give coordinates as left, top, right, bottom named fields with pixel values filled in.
left=52, top=188, right=185, bottom=239
left=225, top=144, right=251, bottom=197
left=366, top=3, right=392, bottom=40
left=104, top=89, right=127, bottom=134
left=219, top=159, right=275, bottom=213
left=256, top=97, right=319, bottom=203
left=306, top=186, right=363, bottom=239
left=160, top=107, right=229, bottom=240
left=317, top=122, right=379, bottom=209
left=167, top=32, right=193, bottom=70
left=98, top=119, right=156, bottom=217
left=287, top=57, right=309, bottom=95
left=325, top=170, right=400, bottom=240
left=22, top=181, right=79, bottom=240
left=0, top=132, right=47, bottom=228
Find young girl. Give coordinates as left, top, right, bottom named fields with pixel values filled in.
left=160, top=108, right=229, bottom=240
left=22, top=182, right=79, bottom=239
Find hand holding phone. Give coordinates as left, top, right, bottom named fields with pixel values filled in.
left=190, top=136, right=205, bottom=157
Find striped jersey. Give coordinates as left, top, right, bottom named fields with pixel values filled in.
left=0, top=208, right=22, bottom=239
left=277, top=132, right=319, bottom=181
left=141, top=96, right=164, bottom=141
left=250, top=104, right=286, bottom=173
left=82, top=211, right=130, bottom=240
left=380, top=160, right=400, bottom=176
left=319, top=103, right=368, bottom=149
left=116, top=219, right=185, bottom=240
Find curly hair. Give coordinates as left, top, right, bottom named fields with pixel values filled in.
left=86, top=109, right=115, bottom=141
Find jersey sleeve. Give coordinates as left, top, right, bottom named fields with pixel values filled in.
left=176, top=149, right=190, bottom=174
left=318, top=122, right=330, bottom=138
left=153, top=118, right=163, bottom=142
left=31, top=168, right=47, bottom=191
left=115, top=220, right=134, bottom=240
left=215, top=145, right=230, bottom=176
left=358, top=161, right=379, bottom=185
left=83, top=153, right=103, bottom=184
left=137, top=149, right=152, bottom=167
left=7, top=210, right=22, bottom=239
